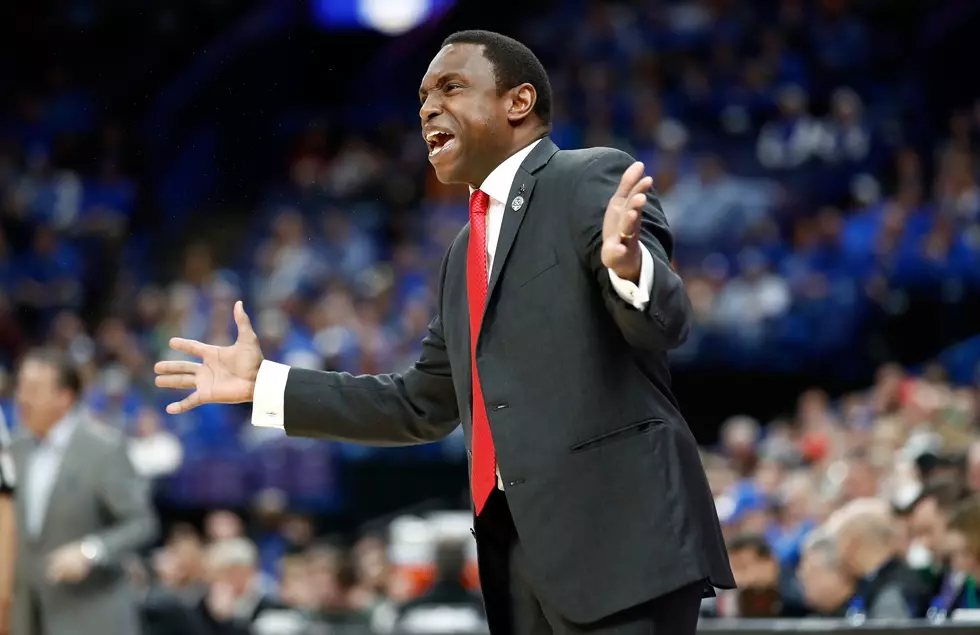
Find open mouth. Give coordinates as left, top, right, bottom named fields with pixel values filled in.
left=425, top=130, right=457, bottom=158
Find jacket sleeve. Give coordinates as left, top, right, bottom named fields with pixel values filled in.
left=93, top=435, right=159, bottom=563
left=570, top=149, right=693, bottom=351
left=280, top=248, right=460, bottom=445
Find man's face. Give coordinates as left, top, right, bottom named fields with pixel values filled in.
left=967, top=445, right=980, bottom=492
left=946, top=529, right=980, bottom=578
left=799, top=552, right=850, bottom=613
left=208, top=560, right=253, bottom=596
left=419, top=43, right=512, bottom=186
left=843, top=460, right=878, bottom=500
left=15, top=358, right=72, bottom=435
left=729, top=548, right=778, bottom=589
left=908, top=497, right=947, bottom=557
left=206, top=511, right=243, bottom=542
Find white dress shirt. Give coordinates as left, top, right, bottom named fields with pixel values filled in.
left=252, top=140, right=658, bottom=481
left=24, top=413, right=79, bottom=537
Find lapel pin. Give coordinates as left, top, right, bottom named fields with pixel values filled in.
left=511, top=195, right=524, bottom=211
left=518, top=183, right=525, bottom=193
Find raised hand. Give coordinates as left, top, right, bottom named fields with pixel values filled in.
left=601, top=161, right=653, bottom=282
left=154, top=301, right=264, bottom=414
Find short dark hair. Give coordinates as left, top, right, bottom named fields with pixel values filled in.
left=915, top=477, right=965, bottom=513
left=433, top=538, right=467, bottom=580
left=441, top=30, right=553, bottom=127
left=727, top=533, right=774, bottom=560
left=20, top=347, right=82, bottom=396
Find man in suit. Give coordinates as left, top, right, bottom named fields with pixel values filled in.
left=11, top=349, right=159, bottom=635
left=826, top=498, right=930, bottom=619
left=155, top=30, right=734, bottom=634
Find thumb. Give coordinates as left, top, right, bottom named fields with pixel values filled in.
left=603, top=240, right=628, bottom=260
left=233, top=300, right=255, bottom=340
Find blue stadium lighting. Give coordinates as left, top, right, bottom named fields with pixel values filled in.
left=312, top=0, right=456, bottom=34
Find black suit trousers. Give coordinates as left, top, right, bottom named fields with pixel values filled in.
left=475, top=489, right=702, bottom=635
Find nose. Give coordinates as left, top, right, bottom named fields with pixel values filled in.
left=419, top=94, right=441, bottom=122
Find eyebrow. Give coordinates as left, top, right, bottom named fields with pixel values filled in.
left=419, top=72, right=465, bottom=100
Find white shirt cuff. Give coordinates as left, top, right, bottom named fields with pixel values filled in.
left=250, top=360, right=291, bottom=428
left=607, top=244, right=655, bottom=310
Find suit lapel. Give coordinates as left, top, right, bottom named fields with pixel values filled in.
left=483, top=137, right=559, bottom=319
left=10, top=439, right=30, bottom=534
left=38, top=422, right=87, bottom=542
left=486, top=171, right=534, bottom=308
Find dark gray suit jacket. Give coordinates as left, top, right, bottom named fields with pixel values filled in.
left=10, top=415, right=159, bottom=635
left=279, top=138, right=735, bottom=622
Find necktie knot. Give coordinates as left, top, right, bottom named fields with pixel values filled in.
left=470, top=190, right=490, bottom=216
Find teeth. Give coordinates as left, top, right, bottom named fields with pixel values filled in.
left=428, top=138, right=455, bottom=157
left=425, top=131, right=453, bottom=143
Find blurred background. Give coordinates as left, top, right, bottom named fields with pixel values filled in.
left=3, top=0, right=980, bottom=632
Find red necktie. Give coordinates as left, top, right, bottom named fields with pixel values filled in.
left=467, top=189, right=496, bottom=514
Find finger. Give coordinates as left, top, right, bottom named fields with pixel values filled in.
left=614, top=162, right=645, bottom=200
left=169, top=337, right=212, bottom=358
left=619, top=210, right=641, bottom=242
left=628, top=175, right=653, bottom=200
left=234, top=300, right=256, bottom=341
left=154, top=360, right=201, bottom=375
left=603, top=240, right=629, bottom=260
left=166, top=391, right=202, bottom=415
left=620, top=207, right=640, bottom=233
left=619, top=196, right=644, bottom=234
left=155, top=374, right=197, bottom=390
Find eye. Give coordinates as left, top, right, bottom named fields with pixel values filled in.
left=445, top=83, right=462, bottom=93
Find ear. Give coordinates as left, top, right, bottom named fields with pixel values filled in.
left=506, top=83, right=537, bottom=124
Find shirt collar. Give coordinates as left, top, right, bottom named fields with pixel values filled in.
left=37, top=410, right=80, bottom=450
left=470, top=139, right=543, bottom=204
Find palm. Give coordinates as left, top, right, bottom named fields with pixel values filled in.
left=195, top=343, right=262, bottom=403
left=154, top=301, right=264, bottom=414
left=601, top=161, right=652, bottom=274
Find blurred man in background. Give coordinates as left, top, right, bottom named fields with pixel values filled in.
left=906, top=477, right=966, bottom=596
left=797, top=531, right=854, bottom=617
left=723, top=533, right=804, bottom=617
left=9, top=349, right=158, bottom=635
left=938, top=496, right=980, bottom=613
left=197, top=537, right=289, bottom=634
left=826, top=498, right=930, bottom=619
left=153, top=525, right=208, bottom=602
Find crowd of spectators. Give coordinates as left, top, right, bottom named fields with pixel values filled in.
left=1, top=0, right=980, bottom=632
left=124, top=361, right=980, bottom=631
left=704, top=363, right=980, bottom=620
left=134, top=507, right=483, bottom=635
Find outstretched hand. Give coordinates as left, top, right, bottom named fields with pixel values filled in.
left=601, top=161, right=652, bottom=282
left=154, top=301, right=264, bottom=414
